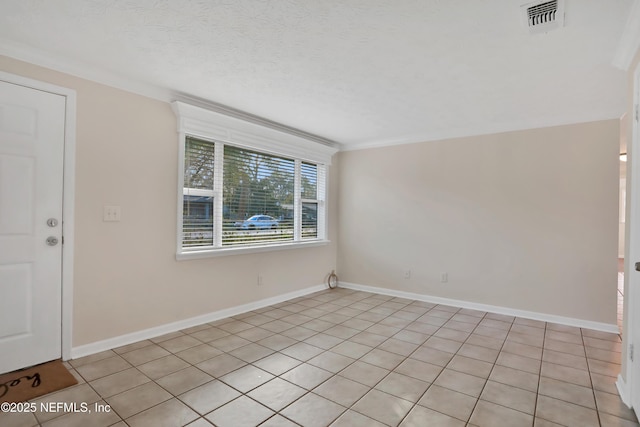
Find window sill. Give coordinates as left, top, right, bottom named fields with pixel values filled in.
left=176, top=239, right=331, bottom=260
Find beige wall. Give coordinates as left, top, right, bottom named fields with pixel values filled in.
left=0, top=55, right=339, bottom=347
left=338, top=121, right=620, bottom=324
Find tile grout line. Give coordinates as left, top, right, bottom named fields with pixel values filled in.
left=463, top=312, right=520, bottom=426
left=581, top=327, right=603, bottom=427
left=291, top=294, right=428, bottom=425
left=531, top=320, right=547, bottom=427
left=388, top=304, right=524, bottom=425
left=261, top=291, right=412, bottom=425
left=396, top=305, right=489, bottom=426
left=178, top=289, right=396, bottom=425
left=259, top=295, right=458, bottom=425
left=110, top=330, right=224, bottom=424
left=354, top=302, right=463, bottom=426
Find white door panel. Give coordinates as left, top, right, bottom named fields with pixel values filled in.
left=0, top=80, right=65, bottom=374
left=629, top=68, right=640, bottom=412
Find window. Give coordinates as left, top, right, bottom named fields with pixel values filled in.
left=222, top=145, right=295, bottom=246
left=173, top=101, right=336, bottom=258
left=182, top=138, right=326, bottom=253
left=183, top=138, right=215, bottom=247
left=301, top=162, right=319, bottom=239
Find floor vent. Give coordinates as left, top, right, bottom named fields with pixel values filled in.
left=522, top=0, right=565, bottom=34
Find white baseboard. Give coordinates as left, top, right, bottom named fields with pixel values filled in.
left=70, top=283, right=327, bottom=359
left=71, top=280, right=619, bottom=360
left=617, top=374, right=632, bottom=408
left=339, top=282, right=619, bottom=333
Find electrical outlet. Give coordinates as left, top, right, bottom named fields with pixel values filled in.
left=440, top=272, right=448, bottom=283
left=103, top=205, right=121, bottom=222
left=404, top=270, right=411, bottom=279
left=258, top=275, right=264, bottom=286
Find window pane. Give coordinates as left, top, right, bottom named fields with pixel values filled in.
left=302, top=202, right=318, bottom=239
left=222, top=145, right=295, bottom=246
left=301, top=162, right=317, bottom=199
left=184, top=137, right=214, bottom=189
left=183, top=195, right=213, bottom=247
left=183, top=137, right=215, bottom=248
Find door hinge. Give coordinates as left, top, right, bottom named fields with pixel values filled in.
left=630, top=343, right=634, bottom=362
left=61, top=236, right=64, bottom=245
left=636, top=104, right=639, bottom=122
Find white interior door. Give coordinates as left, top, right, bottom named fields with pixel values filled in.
left=629, top=69, right=640, bottom=411
left=0, top=80, right=65, bottom=374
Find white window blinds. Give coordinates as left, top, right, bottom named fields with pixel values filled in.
left=180, top=136, right=327, bottom=252
left=301, top=162, right=319, bottom=239
left=223, top=145, right=295, bottom=247
left=183, top=137, right=214, bottom=247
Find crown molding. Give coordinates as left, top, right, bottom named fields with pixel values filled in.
left=1, top=38, right=625, bottom=154
left=0, top=38, right=173, bottom=102
left=612, top=0, right=640, bottom=70
left=0, top=39, right=341, bottom=151
left=340, top=113, right=623, bottom=151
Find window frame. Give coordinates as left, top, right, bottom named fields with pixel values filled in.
left=173, top=101, right=337, bottom=260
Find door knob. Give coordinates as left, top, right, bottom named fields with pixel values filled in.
left=46, top=236, right=59, bottom=246
left=47, top=218, right=58, bottom=227
left=635, top=262, right=640, bottom=272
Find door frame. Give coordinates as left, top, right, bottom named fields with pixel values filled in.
left=619, top=63, right=640, bottom=408
left=0, top=71, right=76, bottom=362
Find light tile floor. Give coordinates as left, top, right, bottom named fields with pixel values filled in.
left=2, top=288, right=636, bottom=427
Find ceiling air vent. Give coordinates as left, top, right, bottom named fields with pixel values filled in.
left=521, top=0, right=565, bottom=34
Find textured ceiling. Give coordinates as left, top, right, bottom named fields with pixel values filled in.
left=0, top=0, right=633, bottom=148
